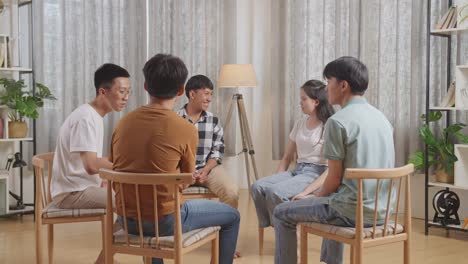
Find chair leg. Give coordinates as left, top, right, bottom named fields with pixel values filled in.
left=350, top=245, right=355, bottom=264
left=211, top=233, right=219, bottom=264
left=48, top=224, right=54, bottom=264
left=355, top=244, right=363, bottom=264
left=105, top=217, right=113, bottom=264
left=100, top=218, right=106, bottom=262
left=258, top=227, right=264, bottom=255
left=300, top=225, right=308, bottom=264
left=175, top=248, right=182, bottom=264
left=404, top=240, right=411, bottom=264
left=36, top=219, right=43, bottom=264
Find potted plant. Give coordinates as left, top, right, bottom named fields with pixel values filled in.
left=409, top=111, right=468, bottom=183
left=0, top=78, right=56, bottom=138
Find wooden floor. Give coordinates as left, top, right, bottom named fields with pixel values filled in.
left=1, top=190, right=468, bottom=263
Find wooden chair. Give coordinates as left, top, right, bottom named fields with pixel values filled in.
left=99, top=169, right=220, bottom=264
left=299, top=164, right=414, bottom=264
left=33, top=153, right=106, bottom=264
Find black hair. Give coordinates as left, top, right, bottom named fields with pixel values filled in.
left=185, top=75, right=214, bottom=98
left=322, top=56, right=369, bottom=95
left=94, top=63, right=130, bottom=95
left=301, top=79, right=335, bottom=123
left=142, top=53, right=188, bottom=99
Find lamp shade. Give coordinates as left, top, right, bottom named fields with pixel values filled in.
left=217, top=64, right=257, bottom=88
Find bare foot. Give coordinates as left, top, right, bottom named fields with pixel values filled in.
left=234, top=250, right=241, bottom=258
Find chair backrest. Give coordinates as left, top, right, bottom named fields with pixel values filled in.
left=345, top=164, right=414, bottom=240
left=32, top=152, right=55, bottom=212
left=99, top=169, right=193, bottom=251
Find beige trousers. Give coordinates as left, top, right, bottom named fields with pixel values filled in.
left=52, top=186, right=113, bottom=209
left=200, top=165, right=239, bottom=209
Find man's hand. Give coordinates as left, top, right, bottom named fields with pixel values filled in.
left=291, top=192, right=315, bottom=201
left=194, top=168, right=210, bottom=184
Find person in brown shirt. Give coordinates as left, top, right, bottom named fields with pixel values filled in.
left=110, top=53, right=240, bottom=264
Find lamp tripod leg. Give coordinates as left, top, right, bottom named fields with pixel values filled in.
left=223, top=94, right=237, bottom=135
left=237, top=96, right=259, bottom=181
left=237, top=97, right=253, bottom=191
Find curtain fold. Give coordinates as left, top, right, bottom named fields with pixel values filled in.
left=270, top=0, right=467, bottom=167
left=31, top=0, right=468, bottom=188
left=34, top=0, right=147, bottom=156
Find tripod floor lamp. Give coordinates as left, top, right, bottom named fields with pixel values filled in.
left=217, top=64, right=259, bottom=189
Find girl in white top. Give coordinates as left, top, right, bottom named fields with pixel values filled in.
left=251, top=80, right=334, bottom=228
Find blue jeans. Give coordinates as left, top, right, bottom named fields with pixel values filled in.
left=273, top=197, right=356, bottom=264
left=118, top=199, right=240, bottom=264
left=251, top=163, right=327, bottom=228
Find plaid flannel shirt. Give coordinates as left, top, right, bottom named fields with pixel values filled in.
left=177, top=105, right=224, bottom=170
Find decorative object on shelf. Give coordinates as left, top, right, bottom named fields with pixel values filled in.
left=458, top=2, right=468, bottom=29
left=408, top=111, right=468, bottom=183
left=4, top=152, right=27, bottom=210
left=433, top=189, right=461, bottom=226
left=438, top=81, right=456, bottom=107
left=0, top=117, right=3, bottom=138
left=0, top=0, right=4, bottom=14
left=0, top=35, right=9, bottom=68
left=436, top=6, right=457, bottom=30
left=0, top=78, right=56, bottom=138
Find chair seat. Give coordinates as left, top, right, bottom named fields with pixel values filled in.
left=300, top=222, right=404, bottom=239
left=182, top=186, right=212, bottom=194
left=113, top=226, right=221, bottom=248
left=42, top=204, right=105, bottom=218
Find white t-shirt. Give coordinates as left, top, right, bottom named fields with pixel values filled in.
left=50, top=104, right=104, bottom=198
left=289, top=116, right=327, bottom=165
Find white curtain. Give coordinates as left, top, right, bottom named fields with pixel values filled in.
left=31, top=0, right=468, bottom=189
left=34, top=0, right=147, bottom=156
left=270, top=0, right=468, bottom=167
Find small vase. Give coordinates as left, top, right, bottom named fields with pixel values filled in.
left=435, top=164, right=454, bottom=183
left=8, top=121, right=28, bottom=138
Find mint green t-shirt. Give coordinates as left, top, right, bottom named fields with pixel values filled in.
left=323, top=98, right=395, bottom=224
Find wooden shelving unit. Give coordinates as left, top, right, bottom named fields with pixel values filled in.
left=425, top=0, right=468, bottom=235
left=0, top=0, right=36, bottom=217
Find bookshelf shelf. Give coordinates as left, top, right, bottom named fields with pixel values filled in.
left=428, top=181, right=468, bottom=190
left=428, top=221, right=468, bottom=232
left=430, top=106, right=468, bottom=111
left=0, top=138, right=33, bottom=142
left=0, top=205, right=34, bottom=217
left=431, top=27, right=468, bottom=36
left=18, top=0, right=33, bottom=7
left=0, top=67, right=33, bottom=73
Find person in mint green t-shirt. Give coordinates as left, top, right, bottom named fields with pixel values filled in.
left=273, top=56, right=395, bottom=264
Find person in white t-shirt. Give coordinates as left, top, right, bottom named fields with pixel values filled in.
left=251, top=80, right=335, bottom=229
left=49, top=63, right=130, bottom=263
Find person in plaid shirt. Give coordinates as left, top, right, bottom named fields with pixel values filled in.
left=177, top=75, right=239, bottom=209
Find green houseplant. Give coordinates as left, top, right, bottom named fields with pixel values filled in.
left=0, top=78, right=56, bottom=138
left=408, top=111, right=468, bottom=183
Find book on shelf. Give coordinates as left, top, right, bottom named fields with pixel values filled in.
left=0, top=43, right=4, bottom=68
left=436, top=6, right=456, bottom=30
left=448, top=9, right=458, bottom=29
left=0, top=36, right=9, bottom=68
left=437, top=81, right=456, bottom=107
